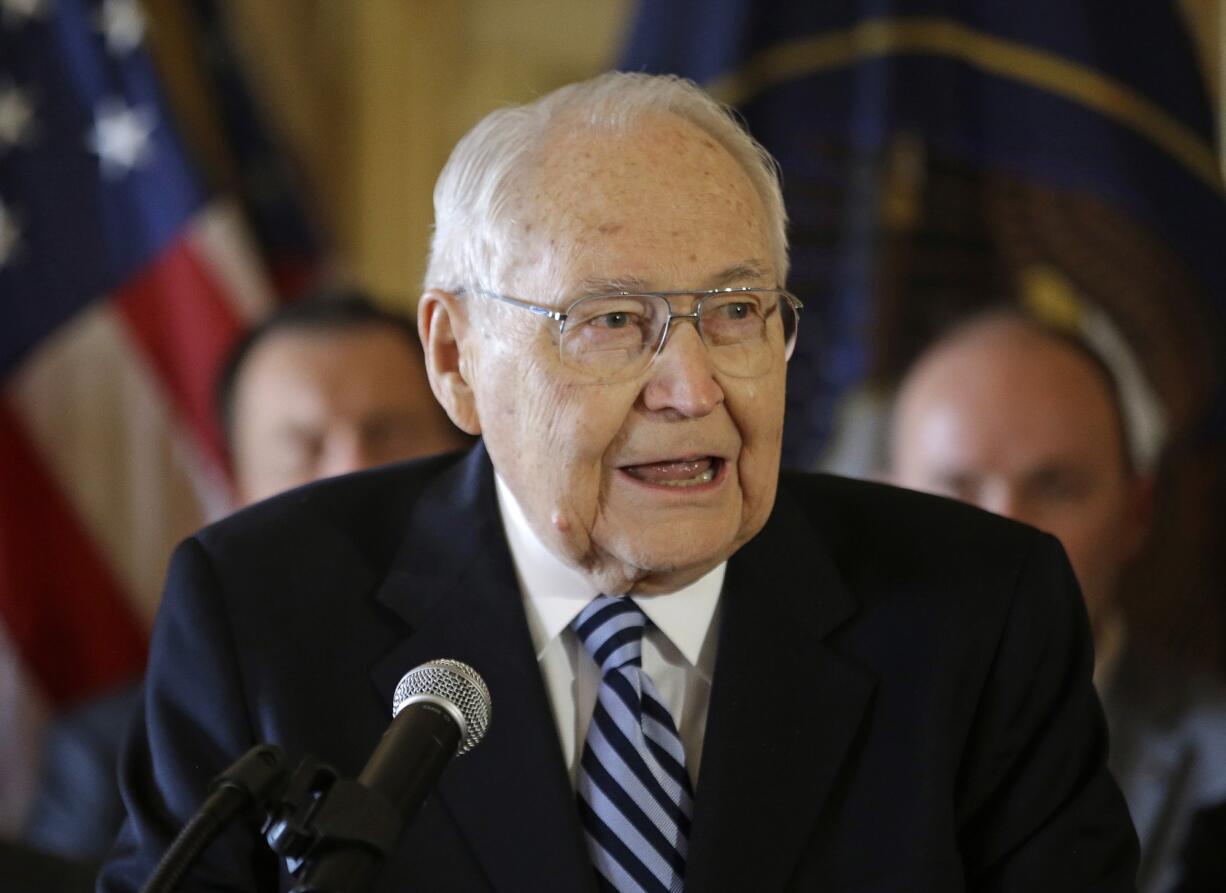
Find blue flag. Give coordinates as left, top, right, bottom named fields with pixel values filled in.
left=621, top=0, right=1226, bottom=468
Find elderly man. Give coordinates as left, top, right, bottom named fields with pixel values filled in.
left=100, top=74, right=1136, bottom=891
left=891, top=310, right=1226, bottom=893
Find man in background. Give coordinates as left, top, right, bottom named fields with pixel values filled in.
left=217, top=293, right=470, bottom=506
left=891, top=309, right=1226, bottom=893
left=21, top=290, right=469, bottom=865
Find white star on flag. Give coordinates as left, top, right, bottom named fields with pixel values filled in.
left=95, top=0, right=145, bottom=55
left=0, top=82, right=36, bottom=151
left=0, top=0, right=50, bottom=26
left=87, top=97, right=156, bottom=179
left=0, top=198, right=21, bottom=268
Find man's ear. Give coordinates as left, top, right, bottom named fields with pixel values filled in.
left=418, top=289, right=481, bottom=435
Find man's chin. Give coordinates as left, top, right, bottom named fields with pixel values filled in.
left=589, top=535, right=737, bottom=596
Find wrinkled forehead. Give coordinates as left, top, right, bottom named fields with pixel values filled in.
left=498, top=113, right=774, bottom=299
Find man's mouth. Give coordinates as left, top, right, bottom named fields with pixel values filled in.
left=619, top=456, right=724, bottom=488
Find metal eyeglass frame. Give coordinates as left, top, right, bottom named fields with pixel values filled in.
left=459, top=285, right=804, bottom=376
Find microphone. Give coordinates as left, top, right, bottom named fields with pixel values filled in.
left=361, top=658, right=493, bottom=815
left=285, top=659, right=491, bottom=892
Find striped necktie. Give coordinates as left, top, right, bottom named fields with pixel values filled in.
left=573, top=595, right=693, bottom=893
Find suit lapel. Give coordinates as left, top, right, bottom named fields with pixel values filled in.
left=687, top=485, right=876, bottom=892
left=370, top=445, right=595, bottom=893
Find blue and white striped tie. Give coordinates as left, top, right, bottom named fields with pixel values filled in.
left=574, top=595, right=693, bottom=893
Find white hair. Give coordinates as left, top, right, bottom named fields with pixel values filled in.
left=423, top=71, right=790, bottom=295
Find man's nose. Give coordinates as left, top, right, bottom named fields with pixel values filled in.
left=640, top=322, right=723, bottom=417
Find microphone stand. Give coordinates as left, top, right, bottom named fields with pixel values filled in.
left=140, top=745, right=288, bottom=893
left=264, top=758, right=404, bottom=893
left=279, top=699, right=463, bottom=892
left=139, top=660, right=484, bottom=892
left=138, top=747, right=409, bottom=893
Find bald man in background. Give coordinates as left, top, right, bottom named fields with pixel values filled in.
left=22, top=291, right=470, bottom=869
left=890, top=310, right=1226, bottom=893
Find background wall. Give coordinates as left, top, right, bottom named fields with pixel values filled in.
left=218, top=0, right=631, bottom=308
left=206, top=0, right=1224, bottom=314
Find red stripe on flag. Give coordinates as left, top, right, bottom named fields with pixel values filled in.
left=112, top=236, right=246, bottom=473
left=0, top=400, right=148, bottom=705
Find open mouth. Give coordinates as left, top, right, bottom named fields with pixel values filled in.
left=619, top=456, right=724, bottom=488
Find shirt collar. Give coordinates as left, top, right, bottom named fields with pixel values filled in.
left=494, top=473, right=724, bottom=672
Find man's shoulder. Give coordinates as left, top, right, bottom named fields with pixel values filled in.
left=47, top=683, right=142, bottom=748
left=152, top=448, right=482, bottom=685
left=195, top=448, right=472, bottom=571
left=1108, top=643, right=1226, bottom=840
left=1113, top=641, right=1226, bottom=748
left=778, top=470, right=1041, bottom=564
left=769, top=470, right=1069, bottom=637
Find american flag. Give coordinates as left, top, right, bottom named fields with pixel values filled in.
left=0, top=0, right=286, bottom=834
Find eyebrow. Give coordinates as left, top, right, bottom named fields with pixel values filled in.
left=574, top=260, right=774, bottom=296
left=710, top=261, right=773, bottom=286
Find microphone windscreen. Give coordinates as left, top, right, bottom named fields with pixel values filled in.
left=392, top=659, right=491, bottom=754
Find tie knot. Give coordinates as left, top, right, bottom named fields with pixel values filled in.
left=573, top=595, right=647, bottom=674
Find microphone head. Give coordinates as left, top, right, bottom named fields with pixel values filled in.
left=392, top=659, right=491, bottom=755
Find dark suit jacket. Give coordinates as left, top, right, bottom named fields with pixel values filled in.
left=25, top=681, right=142, bottom=861
left=0, top=839, right=96, bottom=893
left=1103, top=642, right=1226, bottom=892
left=1173, top=799, right=1226, bottom=892
left=98, top=445, right=1138, bottom=892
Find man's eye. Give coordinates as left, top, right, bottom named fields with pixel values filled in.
left=1035, top=477, right=1088, bottom=501
left=592, top=311, right=634, bottom=329
left=706, top=296, right=764, bottom=322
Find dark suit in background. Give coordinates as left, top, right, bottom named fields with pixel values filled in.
left=0, top=838, right=95, bottom=893
left=1104, top=644, right=1226, bottom=892
left=24, top=683, right=141, bottom=861
left=1174, top=800, right=1226, bottom=892
left=98, top=445, right=1137, bottom=891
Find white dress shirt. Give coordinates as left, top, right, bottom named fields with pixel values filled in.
left=494, top=474, right=723, bottom=788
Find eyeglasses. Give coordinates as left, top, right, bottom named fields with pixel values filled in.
left=462, top=286, right=803, bottom=382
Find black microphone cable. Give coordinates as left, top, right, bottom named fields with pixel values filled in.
left=140, top=744, right=288, bottom=893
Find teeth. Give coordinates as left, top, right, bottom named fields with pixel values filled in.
left=656, top=467, right=716, bottom=487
